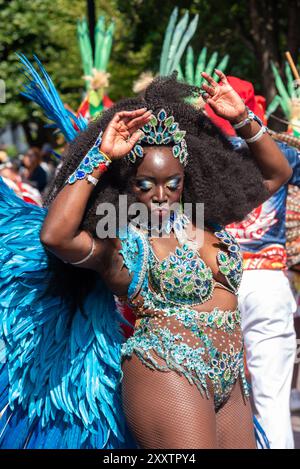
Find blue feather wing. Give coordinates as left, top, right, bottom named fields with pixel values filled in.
left=17, top=53, right=88, bottom=143
left=0, top=176, right=135, bottom=448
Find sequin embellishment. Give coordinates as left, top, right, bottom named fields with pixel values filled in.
left=148, top=227, right=243, bottom=306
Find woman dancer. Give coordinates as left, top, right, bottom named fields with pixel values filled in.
left=36, top=71, right=291, bottom=448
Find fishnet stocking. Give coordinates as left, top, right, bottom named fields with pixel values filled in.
left=216, top=379, right=256, bottom=449
left=121, top=353, right=217, bottom=449
left=121, top=313, right=255, bottom=449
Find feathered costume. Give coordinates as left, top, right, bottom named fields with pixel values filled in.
left=0, top=55, right=135, bottom=449
left=0, top=184, right=133, bottom=449
left=267, top=60, right=300, bottom=137
left=77, top=15, right=114, bottom=120
left=0, top=54, right=269, bottom=449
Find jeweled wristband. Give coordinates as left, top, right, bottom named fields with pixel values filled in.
left=67, top=147, right=111, bottom=185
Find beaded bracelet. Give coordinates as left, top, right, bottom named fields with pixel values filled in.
left=232, top=107, right=264, bottom=130
left=244, top=125, right=267, bottom=143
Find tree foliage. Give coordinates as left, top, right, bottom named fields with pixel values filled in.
left=0, top=0, right=299, bottom=143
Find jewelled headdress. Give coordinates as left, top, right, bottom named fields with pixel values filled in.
left=128, top=108, right=189, bottom=166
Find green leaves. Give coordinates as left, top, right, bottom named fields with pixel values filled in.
left=0, top=0, right=84, bottom=129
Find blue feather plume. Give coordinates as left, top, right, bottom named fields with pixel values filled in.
left=0, top=176, right=136, bottom=448
left=17, top=53, right=88, bottom=143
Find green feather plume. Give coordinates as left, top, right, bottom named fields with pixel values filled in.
left=159, top=8, right=198, bottom=76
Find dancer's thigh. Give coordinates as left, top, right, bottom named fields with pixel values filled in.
left=121, top=353, right=217, bottom=449
left=216, top=379, right=256, bottom=449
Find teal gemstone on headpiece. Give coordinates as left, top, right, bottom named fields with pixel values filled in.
left=149, top=115, right=157, bottom=126
left=169, top=122, right=179, bottom=134
left=172, top=145, right=180, bottom=158
left=165, top=116, right=174, bottom=127
left=179, top=151, right=187, bottom=165
left=174, top=130, right=186, bottom=143
left=128, top=151, right=136, bottom=163
left=147, top=136, right=155, bottom=144
left=158, top=109, right=167, bottom=121
left=134, top=145, right=144, bottom=157
left=127, top=109, right=189, bottom=166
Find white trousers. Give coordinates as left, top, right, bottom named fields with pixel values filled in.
left=238, top=270, right=297, bottom=449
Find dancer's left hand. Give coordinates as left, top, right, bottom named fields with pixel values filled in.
left=201, top=69, right=247, bottom=123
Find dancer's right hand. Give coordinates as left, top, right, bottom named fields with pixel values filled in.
left=100, top=108, right=152, bottom=160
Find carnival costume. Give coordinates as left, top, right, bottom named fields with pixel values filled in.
left=77, top=15, right=114, bottom=120
left=0, top=54, right=269, bottom=449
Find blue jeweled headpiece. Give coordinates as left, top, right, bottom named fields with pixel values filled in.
left=128, top=108, right=188, bottom=166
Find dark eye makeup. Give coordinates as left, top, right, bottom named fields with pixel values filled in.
left=135, top=175, right=182, bottom=192
left=135, top=180, right=154, bottom=191
left=166, top=176, right=181, bottom=191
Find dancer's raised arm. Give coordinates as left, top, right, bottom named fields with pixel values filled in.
left=40, top=108, right=151, bottom=269
left=201, top=69, right=292, bottom=195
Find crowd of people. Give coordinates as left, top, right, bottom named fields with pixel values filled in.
left=0, top=144, right=57, bottom=205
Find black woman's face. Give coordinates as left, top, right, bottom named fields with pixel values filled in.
left=132, top=146, right=184, bottom=220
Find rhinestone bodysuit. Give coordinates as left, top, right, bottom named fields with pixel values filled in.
left=119, top=223, right=249, bottom=410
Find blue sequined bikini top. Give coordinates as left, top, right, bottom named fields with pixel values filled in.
left=118, top=222, right=243, bottom=308
left=147, top=227, right=243, bottom=307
